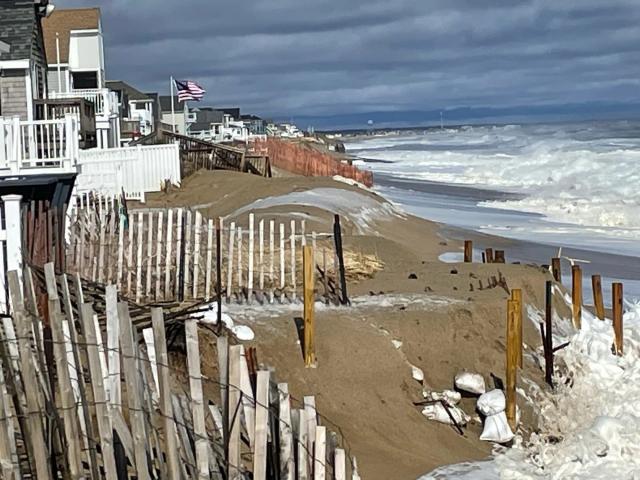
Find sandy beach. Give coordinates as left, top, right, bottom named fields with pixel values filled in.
left=142, top=169, right=565, bottom=480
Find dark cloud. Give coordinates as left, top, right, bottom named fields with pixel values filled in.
left=58, top=0, right=640, bottom=121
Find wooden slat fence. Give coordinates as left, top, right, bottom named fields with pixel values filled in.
left=67, top=192, right=344, bottom=305
left=0, top=263, right=361, bottom=479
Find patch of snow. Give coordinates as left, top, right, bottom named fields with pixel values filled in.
left=418, top=461, right=499, bottom=479
left=438, top=252, right=464, bottom=263
left=454, top=371, right=486, bottom=395
left=411, top=364, right=425, bottom=383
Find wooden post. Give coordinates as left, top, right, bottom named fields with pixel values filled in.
left=304, top=396, right=317, bottom=477
left=572, top=265, right=582, bottom=329
left=544, top=280, right=554, bottom=387
left=259, top=218, right=265, bottom=296
left=165, top=208, right=174, bottom=300
left=333, top=215, right=349, bottom=305
left=506, top=299, right=518, bottom=432
left=463, top=240, right=472, bottom=263
left=237, top=226, right=244, bottom=295
left=253, top=370, right=270, bottom=480
left=117, top=212, right=125, bottom=290
left=185, top=319, right=209, bottom=478
left=314, top=426, right=326, bottom=480
left=146, top=211, right=154, bottom=299
left=127, top=213, right=134, bottom=294
left=297, top=408, right=309, bottom=480
left=248, top=213, right=255, bottom=302
left=334, top=449, right=346, bottom=480
left=205, top=218, right=214, bottom=300
left=155, top=211, right=164, bottom=300
left=228, top=345, right=242, bottom=479
left=175, top=208, right=183, bottom=298
left=118, top=302, right=151, bottom=479
left=494, top=250, right=505, bottom=264
left=291, top=220, right=296, bottom=300
left=278, top=383, right=295, bottom=480
left=184, top=210, right=193, bottom=298
left=592, top=274, right=605, bottom=320
left=81, top=303, right=118, bottom=479
left=304, top=245, right=316, bottom=367
left=152, top=308, right=181, bottom=480
left=239, top=347, right=256, bottom=448
left=511, top=289, right=523, bottom=368
left=193, top=211, right=202, bottom=299
left=485, top=248, right=494, bottom=264
left=551, top=257, right=562, bottom=282
left=216, top=219, right=223, bottom=331
left=227, top=222, right=236, bottom=302
left=135, top=211, right=144, bottom=303
left=269, top=219, right=275, bottom=302
left=612, top=282, right=624, bottom=356
left=216, top=336, right=229, bottom=450
left=280, top=223, right=286, bottom=291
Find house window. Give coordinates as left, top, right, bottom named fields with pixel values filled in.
left=71, top=71, right=98, bottom=89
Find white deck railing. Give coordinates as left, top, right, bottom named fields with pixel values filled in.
left=51, top=88, right=118, bottom=117
left=76, top=143, right=181, bottom=201
left=0, top=115, right=79, bottom=176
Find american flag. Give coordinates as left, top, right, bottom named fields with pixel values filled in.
left=175, top=79, right=206, bottom=102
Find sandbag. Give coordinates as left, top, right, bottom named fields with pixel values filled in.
left=477, top=389, right=506, bottom=416
left=422, top=403, right=469, bottom=426
left=454, top=372, right=486, bottom=395
left=480, top=411, right=514, bottom=443
left=427, top=390, right=462, bottom=406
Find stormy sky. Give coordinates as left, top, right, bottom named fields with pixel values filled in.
left=59, top=0, right=640, bottom=125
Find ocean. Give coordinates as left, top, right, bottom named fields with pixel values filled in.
left=345, top=120, right=640, bottom=303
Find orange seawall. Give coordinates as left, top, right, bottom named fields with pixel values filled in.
left=254, top=138, right=373, bottom=187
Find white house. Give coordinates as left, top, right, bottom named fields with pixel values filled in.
left=107, top=80, right=158, bottom=143
left=42, top=7, right=120, bottom=148
left=159, top=95, right=194, bottom=135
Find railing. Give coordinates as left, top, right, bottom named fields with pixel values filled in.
left=51, top=88, right=118, bottom=118
left=76, top=143, right=181, bottom=200
left=0, top=115, right=79, bottom=175
left=34, top=98, right=97, bottom=149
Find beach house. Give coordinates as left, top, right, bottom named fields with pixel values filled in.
left=107, top=80, right=159, bottom=143
left=42, top=7, right=120, bottom=147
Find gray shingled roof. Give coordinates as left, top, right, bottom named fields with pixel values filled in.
left=106, top=80, right=152, bottom=101
left=0, top=1, right=38, bottom=61
left=159, top=95, right=186, bottom=113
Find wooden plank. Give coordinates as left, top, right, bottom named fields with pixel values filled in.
left=506, top=299, right=518, bottom=431
left=118, top=302, right=151, bottom=479
left=193, top=211, right=202, bottom=299
left=280, top=223, right=286, bottom=290
left=81, top=303, right=118, bottom=479
left=44, top=264, right=84, bottom=479
left=186, top=319, right=209, bottom=478
left=98, top=206, right=106, bottom=283
left=239, top=346, right=256, bottom=448
left=304, top=395, right=318, bottom=476
left=227, top=222, right=236, bottom=301
left=151, top=308, right=181, bottom=480
left=253, top=370, right=270, bottom=480
left=334, top=448, right=346, bottom=480
left=269, top=219, right=275, bottom=302
left=333, top=215, right=349, bottom=305
left=184, top=210, right=193, bottom=297
left=304, top=245, right=317, bottom=367
left=291, top=220, right=296, bottom=300
left=351, top=457, right=361, bottom=480
left=165, top=208, right=174, bottom=300
left=592, top=274, right=605, bottom=320
left=205, top=218, right=214, bottom=300
left=216, top=335, right=229, bottom=447
left=613, top=282, right=624, bottom=356
left=127, top=212, right=134, bottom=295
left=314, top=426, right=326, bottom=480
left=544, top=280, right=554, bottom=387
left=248, top=213, right=255, bottom=301
left=105, top=284, right=122, bottom=412
left=146, top=211, right=154, bottom=299
left=117, top=212, right=125, bottom=290
left=572, top=265, right=583, bottom=329
left=175, top=208, right=184, bottom=299
left=237, top=226, right=243, bottom=293
left=171, top=395, right=197, bottom=479
left=298, top=408, right=309, bottom=480
left=278, top=383, right=295, bottom=480
left=8, top=271, right=51, bottom=480
left=0, top=364, right=18, bottom=480
left=228, top=345, right=242, bottom=479
left=551, top=257, right=561, bottom=282
left=155, top=211, right=164, bottom=300
left=259, top=219, right=265, bottom=294
left=136, top=211, right=144, bottom=303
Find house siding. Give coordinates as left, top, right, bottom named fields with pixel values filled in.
left=0, top=69, right=28, bottom=120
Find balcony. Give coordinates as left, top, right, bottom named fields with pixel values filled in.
left=50, top=88, right=119, bottom=118
left=34, top=98, right=97, bottom=149
left=0, top=115, right=79, bottom=177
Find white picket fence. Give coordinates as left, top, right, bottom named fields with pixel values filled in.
left=76, top=143, right=180, bottom=201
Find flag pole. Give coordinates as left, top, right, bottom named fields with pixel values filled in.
left=170, top=76, right=176, bottom=133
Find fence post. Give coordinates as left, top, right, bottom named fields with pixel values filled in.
left=572, top=265, right=582, bottom=329
left=2, top=194, right=23, bottom=287
left=612, top=283, right=624, bottom=356
left=227, top=222, right=235, bottom=302
left=506, top=299, right=518, bottom=432
left=314, top=426, right=326, bottom=480
left=253, top=370, right=270, bottom=480
left=592, top=275, right=605, bottom=320
left=333, top=215, right=349, bottom=305
left=248, top=213, right=254, bottom=302
left=278, top=383, right=295, bottom=480
left=463, top=240, right=473, bottom=263
left=304, top=246, right=317, bottom=367
left=511, top=289, right=523, bottom=368
left=228, top=345, right=242, bottom=479
left=551, top=257, right=562, bottom=282
left=544, top=281, right=554, bottom=387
